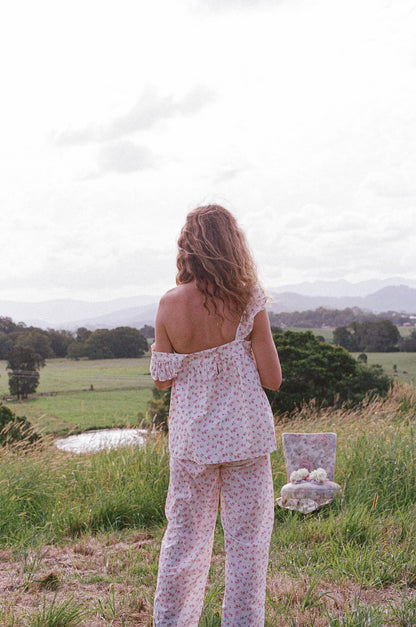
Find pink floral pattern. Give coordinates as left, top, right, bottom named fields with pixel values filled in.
left=150, top=286, right=277, bottom=464
left=153, top=455, right=275, bottom=626
left=281, top=433, right=337, bottom=481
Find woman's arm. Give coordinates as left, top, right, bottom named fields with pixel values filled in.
left=250, top=309, right=282, bottom=391
left=152, top=297, right=174, bottom=391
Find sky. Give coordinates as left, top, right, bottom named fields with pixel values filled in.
left=0, top=0, right=415, bottom=303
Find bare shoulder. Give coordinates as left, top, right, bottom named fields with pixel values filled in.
left=157, top=284, right=193, bottom=318
left=159, top=284, right=191, bottom=307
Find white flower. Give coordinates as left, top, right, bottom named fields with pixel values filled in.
left=309, top=468, right=327, bottom=483
left=290, top=468, right=309, bottom=482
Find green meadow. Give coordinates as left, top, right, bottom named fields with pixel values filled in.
left=0, top=357, right=153, bottom=435
left=353, top=352, right=416, bottom=384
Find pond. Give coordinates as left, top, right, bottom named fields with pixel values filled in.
left=55, top=428, right=148, bottom=454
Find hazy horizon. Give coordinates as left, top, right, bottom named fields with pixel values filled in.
left=1, top=276, right=415, bottom=306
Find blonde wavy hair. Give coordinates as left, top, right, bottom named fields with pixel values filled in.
left=176, top=205, right=262, bottom=320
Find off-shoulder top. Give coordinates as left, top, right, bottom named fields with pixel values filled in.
left=150, top=286, right=277, bottom=464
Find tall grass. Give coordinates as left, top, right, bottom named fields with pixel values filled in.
left=0, top=433, right=169, bottom=547
left=2, top=383, right=416, bottom=624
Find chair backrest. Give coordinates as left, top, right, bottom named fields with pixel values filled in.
left=281, top=433, right=337, bottom=481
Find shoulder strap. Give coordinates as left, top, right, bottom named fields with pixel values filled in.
left=235, top=286, right=267, bottom=341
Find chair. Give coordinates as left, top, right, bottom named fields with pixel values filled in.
left=276, top=432, right=341, bottom=514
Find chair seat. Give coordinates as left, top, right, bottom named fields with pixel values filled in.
left=277, top=479, right=341, bottom=514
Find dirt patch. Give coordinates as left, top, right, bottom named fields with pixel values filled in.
left=1, top=532, right=414, bottom=626
left=266, top=572, right=416, bottom=626
left=0, top=531, right=157, bottom=626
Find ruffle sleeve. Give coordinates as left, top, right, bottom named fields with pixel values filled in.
left=150, top=347, right=187, bottom=381
left=235, top=285, right=268, bottom=340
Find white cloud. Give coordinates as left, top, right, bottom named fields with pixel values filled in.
left=191, top=0, right=286, bottom=12
left=92, top=141, right=157, bottom=177
left=51, top=85, right=216, bottom=147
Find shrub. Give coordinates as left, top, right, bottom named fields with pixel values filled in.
left=266, top=330, right=392, bottom=415
left=0, top=405, right=39, bottom=447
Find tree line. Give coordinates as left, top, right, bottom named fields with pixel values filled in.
left=0, top=316, right=151, bottom=400
left=333, top=320, right=416, bottom=352
left=269, top=307, right=415, bottom=330
left=0, top=317, right=152, bottom=361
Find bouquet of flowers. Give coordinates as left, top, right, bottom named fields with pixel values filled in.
left=289, top=467, right=327, bottom=483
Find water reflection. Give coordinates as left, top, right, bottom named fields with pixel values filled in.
left=55, top=428, right=148, bottom=454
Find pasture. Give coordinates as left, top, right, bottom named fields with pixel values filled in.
left=0, top=357, right=153, bottom=435
left=353, top=352, right=416, bottom=385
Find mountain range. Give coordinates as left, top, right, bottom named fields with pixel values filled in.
left=271, top=277, right=416, bottom=298
left=269, top=285, right=416, bottom=316
left=1, top=280, right=416, bottom=330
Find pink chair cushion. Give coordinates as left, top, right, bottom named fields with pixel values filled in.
left=282, top=433, right=337, bottom=481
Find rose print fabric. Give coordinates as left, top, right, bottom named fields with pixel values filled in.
left=153, top=454, right=275, bottom=627
left=281, top=433, right=337, bottom=481
left=150, top=285, right=277, bottom=464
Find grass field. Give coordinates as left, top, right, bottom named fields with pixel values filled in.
left=0, top=357, right=154, bottom=435
left=353, top=352, right=416, bottom=384
left=1, top=384, right=416, bottom=624
left=0, top=357, right=152, bottom=396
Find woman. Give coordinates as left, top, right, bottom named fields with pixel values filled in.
left=151, top=205, right=281, bottom=626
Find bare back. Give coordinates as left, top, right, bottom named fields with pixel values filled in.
left=155, top=282, right=242, bottom=354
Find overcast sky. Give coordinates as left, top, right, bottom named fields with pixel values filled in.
left=1, top=0, right=415, bottom=303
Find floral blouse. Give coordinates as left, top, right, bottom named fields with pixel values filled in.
left=150, top=286, right=277, bottom=464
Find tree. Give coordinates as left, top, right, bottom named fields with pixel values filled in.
left=139, top=325, right=155, bottom=339
left=84, top=329, right=114, bottom=359
left=349, top=320, right=400, bottom=352
left=266, top=330, right=391, bottom=415
left=0, top=317, right=19, bottom=334
left=47, top=329, right=74, bottom=357
left=334, top=320, right=401, bottom=352
left=6, top=346, right=44, bottom=400
left=67, top=341, right=87, bottom=360
left=0, top=332, right=13, bottom=359
left=67, top=327, right=92, bottom=359
left=82, top=327, right=148, bottom=360
left=401, top=329, right=416, bottom=352
left=75, top=327, right=92, bottom=344
left=15, top=329, right=54, bottom=360
left=333, top=326, right=358, bottom=351
left=0, top=405, right=38, bottom=447
left=107, top=327, right=148, bottom=358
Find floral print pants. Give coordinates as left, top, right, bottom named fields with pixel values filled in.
left=153, top=454, right=274, bottom=626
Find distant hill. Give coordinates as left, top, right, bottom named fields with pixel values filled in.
left=271, top=277, right=416, bottom=298
left=1, top=283, right=416, bottom=330
left=269, top=285, right=416, bottom=314
left=62, top=302, right=159, bottom=331
left=0, top=295, right=158, bottom=329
